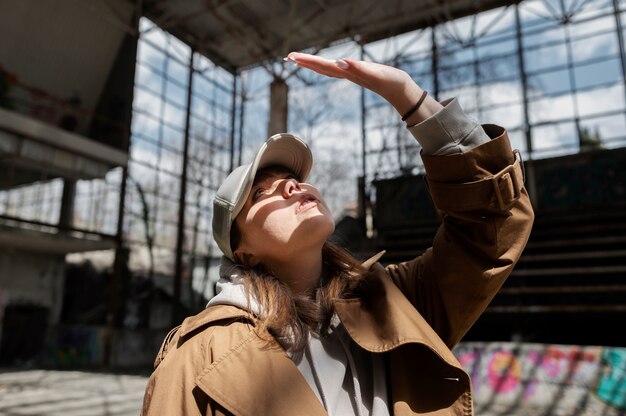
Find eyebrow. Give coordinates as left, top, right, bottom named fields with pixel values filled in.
left=252, top=166, right=295, bottom=187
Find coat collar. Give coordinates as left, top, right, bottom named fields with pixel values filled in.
left=178, top=304, right=251, bottom=338
left=195, top=332, right=327, bottom=416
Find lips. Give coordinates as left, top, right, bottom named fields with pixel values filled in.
left=296, top=196, right=318, bottom=214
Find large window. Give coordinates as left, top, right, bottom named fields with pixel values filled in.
left=127, top=19, right=234, bottom=306
left=358, top=0, right=626, bottom=182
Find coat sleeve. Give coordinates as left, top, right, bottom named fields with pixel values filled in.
left=384, top=125, right=534, bottom=348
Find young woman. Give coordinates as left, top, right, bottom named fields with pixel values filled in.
left=141, top=52, right=534, bottom=416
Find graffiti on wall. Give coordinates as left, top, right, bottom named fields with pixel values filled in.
left=44, top=325, right=104, bottom=368
left=454, top=342, right=626, bottom=412
left=597, top=348, right=626, bottom=410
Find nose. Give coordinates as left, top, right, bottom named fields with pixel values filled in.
left=282, top=178, right=301, bottom=199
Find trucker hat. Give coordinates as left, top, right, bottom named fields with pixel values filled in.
left=212, top=133, right=313, bottom=261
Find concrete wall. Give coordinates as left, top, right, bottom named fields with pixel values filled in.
left=0, top=250, right=65, bottom=325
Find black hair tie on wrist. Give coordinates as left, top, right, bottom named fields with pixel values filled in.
left=401, top=90, right=428, bottom=122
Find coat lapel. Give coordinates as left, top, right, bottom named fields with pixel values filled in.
left=195, top=332, right=327, bottom=416
left=334, top=262, right=463, bottom=371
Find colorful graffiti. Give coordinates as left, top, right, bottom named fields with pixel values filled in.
left=597, top=348, right=626, bottom=410
left=454, top=342, right=626, bottom=412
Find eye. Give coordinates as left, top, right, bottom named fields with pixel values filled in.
left=251, top=187, right=265, bottom=202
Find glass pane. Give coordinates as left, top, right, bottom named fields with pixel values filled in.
left=155, top=223, right=178, bottom=249
left=135, top=63, right=162, bottom=93
left=579, top=113, right=626, bottom=146
left=165, top=80, right=188, bottom=108
left=529, top=94, right=575, bottom=123
left=480, top=83, right=523, bottom=106
left=168, top=35, right=192, bottom=64
left=131, top=111, right=160, bottom=138
left=162, top=124, right=184, bottom=152
left=476, top=6, right=517, bottom=37
left=574, top=58, right=622, bottom=89
left=571, top=32, right=619, bottom=63
left=531, top=121, right=578, bottom=157
left=438, top=47, right=475, bottom=67
left=506, top=129, right=528, bottom=155
left=571, top=0, right=613, bottom=21
left=166, top=56, right=189, bottom=84
left=396, top=28, right=432, bottom=55
left=527, top=69, right=572, bottom=98
left=131, top=139, right=160, bottom=168
left=576, top=83, right=626, bottom=116
left=191, top=96, right=214, bottom=124
left=481, top=102, right=524, bottom=129
left=524, top=42, right=568, bottom=72
left=137, top=40, right=165, bottom=70
left=477, top=38, right=517, bottom=60
left=440, top=86, right=477, bottom=111
left=439, top=63, right=476, bottom=90
left=403, top=57, right=432, bottom=78
left=523, top=24, right=566, bottom=47
left=162, top=101, right=186, bottom=130
left=479, top=54, right=519, bottom=82
left=570, top=15, right=615, bottom=38
left=159, top=197, right=179, bottom=223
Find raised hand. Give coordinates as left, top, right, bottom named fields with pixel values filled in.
left=286, top=52, right=442, bottom=124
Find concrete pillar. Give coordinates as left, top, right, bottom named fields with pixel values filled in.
left=268, top=78, right=288, bottom=136
left=58, top=179, right=76, bottom=230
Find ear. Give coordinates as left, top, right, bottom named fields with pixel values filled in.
left=233, top=247, right=261, bottom=269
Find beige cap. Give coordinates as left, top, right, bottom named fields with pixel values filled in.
left=212, top=133, right=313, bottom=261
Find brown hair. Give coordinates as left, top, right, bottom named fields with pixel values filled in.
left=229, top=165, right=374, bottom=352
left=239, top=239, right=367, bottom=352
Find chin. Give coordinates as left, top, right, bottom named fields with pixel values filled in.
left=302, top=212, right=335, bottom=241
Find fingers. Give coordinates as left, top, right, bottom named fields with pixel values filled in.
left=288, top=53, right=374, bottom=87
left=285, top=52, right=421, bottom=113
left=286, top=52, right=346, bottom=77
left=292, top=60, right=344, bottom=79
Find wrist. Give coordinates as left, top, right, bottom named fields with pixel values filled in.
left=385, top=76, right=443, bottom=124
left=404, top=97, right=444, bottom=126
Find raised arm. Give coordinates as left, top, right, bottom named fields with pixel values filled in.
left=290, top=52, right=534, bottom=348
left=286, top=52, right=489, bottom=155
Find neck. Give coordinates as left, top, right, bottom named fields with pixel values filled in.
left=266, top=248, right=324, bottom=295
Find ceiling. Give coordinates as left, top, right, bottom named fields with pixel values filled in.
left=140, top=0, right=518, bottom=73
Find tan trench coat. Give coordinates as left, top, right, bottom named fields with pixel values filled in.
left=141, top=126, right=534, bottom=416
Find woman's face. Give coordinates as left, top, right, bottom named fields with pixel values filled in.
left=233, top=167, right=335, bottom=267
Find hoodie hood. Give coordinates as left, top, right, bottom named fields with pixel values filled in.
left=206, top=256, right=262, bottom=316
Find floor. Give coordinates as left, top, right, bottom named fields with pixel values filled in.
left=0, top=368, right=624, bottom=416
left=0, top=369, right=147, bottom=416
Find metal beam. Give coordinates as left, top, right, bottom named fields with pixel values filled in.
left=229, top=73, right=238, bottom=172
left=173, top=49, right=195, bottom=325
